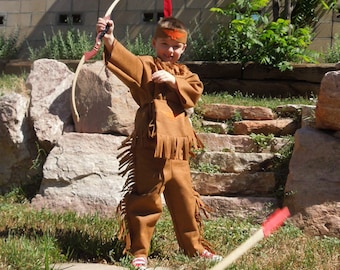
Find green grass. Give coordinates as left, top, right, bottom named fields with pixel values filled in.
left=0, top=189, right=339, bottom=270
left=0, top=73, right=28, bottom=96
left=197, top=91, right=317, bottom=110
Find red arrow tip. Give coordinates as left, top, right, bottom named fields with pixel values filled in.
left=262, top=207, right=290, bottom=237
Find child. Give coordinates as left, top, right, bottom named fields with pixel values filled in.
left=96, top=16, right=222, bottom=269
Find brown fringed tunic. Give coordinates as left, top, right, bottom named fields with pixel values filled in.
left=105, top=39, right=212, bottom=258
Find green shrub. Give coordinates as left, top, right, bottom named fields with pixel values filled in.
left=27, top=28, right=102, bottom=60
left=210, top=0, right=317, bottom=70
left=323, top=34, right=340, bottom=63
left=0, top=28, right=20, bottom=59
left=125, top=29, right=154, bottom=56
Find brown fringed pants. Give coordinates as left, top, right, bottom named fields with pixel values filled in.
left=124, top=143, right=206, bottom=258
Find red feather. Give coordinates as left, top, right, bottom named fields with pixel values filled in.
left=164, top=0, right=172, bottom=17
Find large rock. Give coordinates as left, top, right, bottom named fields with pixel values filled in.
left=284, top=127, right=340, bottom=237
left=0, top=92, right=38, bottom=193
left=315, top=70, right=340, bottom=131
left=26, top=59, right=75, bottom=151
left=31, top=132, right=127, bottom=215
left=72, top=61, right=138, bottom=135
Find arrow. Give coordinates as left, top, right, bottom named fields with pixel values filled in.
left=210, top=207, right=290, bottom=270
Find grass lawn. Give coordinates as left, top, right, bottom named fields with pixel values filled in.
left=0, top=189, right=339, bottom=270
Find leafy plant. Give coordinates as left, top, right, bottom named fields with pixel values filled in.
left=195, top=162, right=221, bottom=174
left=210, top=0, right=316, bottom=70
left=125, top=30, right=154, bottom=56
left=184, top=22, right=218, bottom=61
left=250, top=133, right=275, bottom=151
left=0, top=28, right=20, bottom=59
left=323, top=34, right=340, bottom=63
left=30, top=142, right=46, bottom=170
left=291, top=0, right=337, bottom=28
left=27, top=28, right=101, bottom=60
left=272, top=135, right=295, bottom=202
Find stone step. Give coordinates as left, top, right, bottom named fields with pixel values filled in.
left=191, top=171, right=275, bottom=196
left=233, top=118, right=298, bottom=136
left=201, top=196, right=278, bottom=220
left=191, top=151, right=275, bottom=173
left=201, top=104, right=274, bottom=121
left=197, top=132, right=290, bottom=153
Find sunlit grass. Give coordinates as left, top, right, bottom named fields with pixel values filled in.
left=0, top=189, right=339, bottom=270
left=0, top=73, right=27, bottom=96
left=198, top=91, right=317, bottom=110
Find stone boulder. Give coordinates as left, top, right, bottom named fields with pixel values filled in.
left=72, top=61, right=138, bottom=135
left=31, top=132, right=126, bottom=215
left=0, top=92, right=38, bottom=193
left=284, top=127, right=340, bottom=237
left=315, top=70, right=340, bottom=131
left=26, top=59, right=75, bottom=151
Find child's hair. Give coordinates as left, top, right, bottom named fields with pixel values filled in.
left=158, top=17, right=187, bottom=31
left=154, top=17, right=188, bottom=43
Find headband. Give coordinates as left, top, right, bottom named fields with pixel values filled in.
left=154, top=26, right=187, bottom=43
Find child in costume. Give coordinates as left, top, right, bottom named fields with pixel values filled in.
left=96, top=16, right=222, bottom=269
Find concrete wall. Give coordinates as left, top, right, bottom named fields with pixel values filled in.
left=1, top=0, right=340, bottom=57
left=0, top=0, right=231, bottom=55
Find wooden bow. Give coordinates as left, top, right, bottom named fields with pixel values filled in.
left=71, top=0, right=121, bottom=122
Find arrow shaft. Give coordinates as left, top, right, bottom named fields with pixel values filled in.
left=210, top=229, right=264, bottom=270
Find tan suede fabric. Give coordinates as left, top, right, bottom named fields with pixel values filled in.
left=105, top=40, right=212, bottom=258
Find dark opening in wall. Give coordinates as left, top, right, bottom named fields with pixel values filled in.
left=142, top=12, right=164, bottom=23
left=143, top=12, right=154, bottom=22
left=59, top=14, right=69, bottom=24
left=0, top=15, right=5, bottom=25
left=58, top=14, right=83, bottom=24
left=157, top=12, right=164, bottom=21
left=72, top=14, right=82, bottom=24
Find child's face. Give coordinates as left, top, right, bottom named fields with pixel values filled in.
left=152, top=37, right=186, bottom=63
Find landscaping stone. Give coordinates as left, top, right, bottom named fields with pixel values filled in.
left=202, top=104, right=274, bottom=121
left=72, top=61, right=137, bottom=135
left=315, top=70, right=340, bottom=131
left=284, top=127, right=340, bottom=237
left=233, top=118, right=298, bottom=136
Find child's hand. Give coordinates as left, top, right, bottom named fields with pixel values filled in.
left=96, top=17, right=115, bottom=49
left=152, top=70, right=177, bottom=89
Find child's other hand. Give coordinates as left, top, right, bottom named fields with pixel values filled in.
left=152, top=70, right=176, bottom=88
